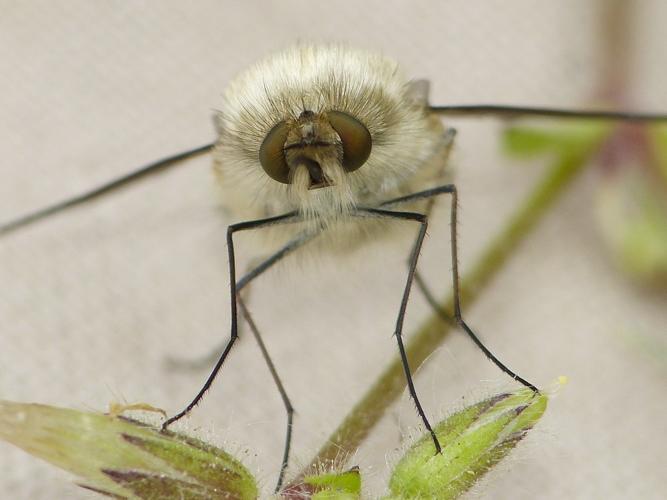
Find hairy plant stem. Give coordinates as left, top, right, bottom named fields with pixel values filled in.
left=296, top=139, right=602, bottom=479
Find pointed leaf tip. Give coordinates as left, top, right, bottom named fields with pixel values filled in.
left=388, top=388, right=548, bottom=499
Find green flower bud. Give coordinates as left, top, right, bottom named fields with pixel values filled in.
left=281, top=467, right=361, bottom=499
left=387, top=388, right=548, bottom=500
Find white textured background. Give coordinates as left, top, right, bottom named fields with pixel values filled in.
left=1, top=1, right=666, bottom=498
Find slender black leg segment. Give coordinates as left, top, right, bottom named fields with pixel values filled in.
left=165, top=231, right=318, bottom=371
left=359, top=208, right=441, bottom=453
left=237, top=297, right=293, bottom=493
left=395, top=165, right=455, bottom=327
left=237, top=230, right=317, bottom=292
left=162, top=211, right=299, bottom=430
left=0, top=142, right=214, bottom=236
left=430, top=105, right=667, bottom=122
left=414, top=271, right=454, bottom=325
left=377, top=185, right=539, bottom=392
left=446, top=188, right=539, bottom=392
left=379, top=184, right=460, bottom=208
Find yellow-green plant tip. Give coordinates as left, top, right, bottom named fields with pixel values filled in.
left=312, top=491, right=360, bottom=500
left=297, top=467, right=361, bottom=499
left=387, top=389, right=547, bottom=499
left=281, top=467, right=361, bottom=499
left=0, top=400, right=258, bottom=499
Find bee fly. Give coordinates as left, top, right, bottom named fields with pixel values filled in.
left=2, top=44, right=666, bottom=492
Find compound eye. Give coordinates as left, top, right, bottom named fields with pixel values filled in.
left=327, top=111, right=372, bottom=172
left=259, top=121, right=290, bottom=184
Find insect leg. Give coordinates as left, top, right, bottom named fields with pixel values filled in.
left=380, top=185, right=539, bottom=392
left=235, top=231, right=319, bottom=492
left=413, top=271, right=453, bottom=324
left=430, top=105, right=667, bottom=121
left=358, top=207, right=441, bottom=453
left=411, top=128, right=457, bottom=324
left=162, top=211, right=300, bottom=429
left=165, top=231, right=317, bottom=370
left=237, top=296, right=293, bottom=492
left=0, top=142, right=214, bottom=236
left=236, top=231, right=316, bottom=292
left=380, top=184, right=456, bottom=324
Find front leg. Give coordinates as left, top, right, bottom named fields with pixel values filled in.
left=379, top=185, right=539, bottom=392
left=162, top=211, right=300, bottom=429
left=357, top=207, right=442, bottom=453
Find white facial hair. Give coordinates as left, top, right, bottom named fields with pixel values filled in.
left=288, top=158, right=355, bottom=225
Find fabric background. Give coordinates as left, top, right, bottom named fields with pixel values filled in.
left=1, top=1, right=665, bottom=498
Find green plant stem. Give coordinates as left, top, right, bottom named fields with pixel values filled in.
left=298, top=141, right=600, bottom=478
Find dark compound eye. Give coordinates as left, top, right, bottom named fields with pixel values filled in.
left=259, top=121, right=291, bottom=184
left=327, top=111, right=372, bottom=172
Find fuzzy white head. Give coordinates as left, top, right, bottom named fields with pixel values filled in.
left=213, top=44, right=448, bottom=227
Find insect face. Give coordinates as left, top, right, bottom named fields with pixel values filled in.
left=260, top=110, right=348, bottom=189
left=213, top=45, right=445, bottom=224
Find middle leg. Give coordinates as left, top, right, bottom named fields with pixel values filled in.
left=357, top=207, right=442, bottom=453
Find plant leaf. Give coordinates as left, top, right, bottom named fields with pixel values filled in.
left=0, top=400, right=258, bottom=499
left=387, top=388, right=548, bottom=500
